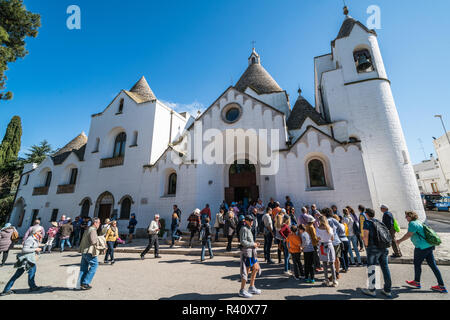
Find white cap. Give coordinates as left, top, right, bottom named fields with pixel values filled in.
left=380, top=205, right=388, bottom=210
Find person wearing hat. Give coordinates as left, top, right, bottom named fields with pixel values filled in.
left=0, top=223, right=17, bottom=266
left=43, top=222, right=59, bottom=253
left=304, top=215, right=322, bottom=273
left=100, top=218, right=111, bottom=236
left=1, top=227, right=43, bottom=296
left=381, top=205, right=402, bottom=258
left=141, top=214, right=162, bottom=259
left=239, top=215, right=262, bottom=298
left=22, top=219, right=45, bottom=245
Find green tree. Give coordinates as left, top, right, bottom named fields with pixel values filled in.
left=0, top=0, right=41, bottom=100
left=0, top=115, right=22, bottom=165
left=25, top=140, right=53, bottom=164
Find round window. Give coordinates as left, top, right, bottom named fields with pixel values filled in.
left=226, top=108, right=240, bottom=122
left=222, top=103, right=242, bottom=123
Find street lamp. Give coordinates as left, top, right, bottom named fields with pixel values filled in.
left=434, top=115, right=450, bottom=145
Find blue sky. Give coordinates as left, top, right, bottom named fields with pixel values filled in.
left=1, top=0, right=450, bottom=165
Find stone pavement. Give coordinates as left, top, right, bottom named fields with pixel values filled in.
left=0, top=252, right=449, bottom=300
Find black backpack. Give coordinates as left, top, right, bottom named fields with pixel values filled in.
left=371, top=219, right=392, bottom=249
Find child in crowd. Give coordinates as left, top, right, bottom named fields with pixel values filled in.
left=286, top=225, right=304, bottom=280
left=43, top=222, right=58, bottom=253
left=299, top=224, right=315, bottom=283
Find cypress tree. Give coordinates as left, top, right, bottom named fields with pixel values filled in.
left=0, top=115, right=22, bottom=166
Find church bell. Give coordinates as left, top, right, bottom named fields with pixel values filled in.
left=356, top=54, right=372, bottom=72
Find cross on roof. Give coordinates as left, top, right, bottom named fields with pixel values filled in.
left=251, top=40, right=256, bottom=49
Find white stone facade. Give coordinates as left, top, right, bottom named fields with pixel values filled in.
left=9, top=13, right=424, bottom=235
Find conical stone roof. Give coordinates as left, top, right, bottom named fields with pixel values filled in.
left=129, top=76, right=156, bottom=102
left=287, top=92, right=328, bottom=130
left=52, top=132, right=88, bottom=165
left=235, top=52, right=283, bottom=95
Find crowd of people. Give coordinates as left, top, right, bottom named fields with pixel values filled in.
left=0, top=197, right=447, bottom=298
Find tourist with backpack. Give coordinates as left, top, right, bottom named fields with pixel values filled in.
left=200, top=217, right=214, bottom=262
left=213, top=209, right=225, bottom=242
left=397, top=211, right=447, bottom=293
left=187, top=209, right=201, bottom=248
left=0, top=227, right=43, bottom=296
left=360, top=208, right=392, bottom=298
left=200, top=204, right=211, bottom=224
left=0, top=223, right=18, bottom=267
left=381, top=205, right=402, bottom=258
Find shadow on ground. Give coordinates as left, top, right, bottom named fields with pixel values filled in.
left=160, top=292, right=238, bottom=300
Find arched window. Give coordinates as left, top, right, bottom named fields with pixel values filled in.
left=120, top=198, right=131, bottom=219
left=113, top=132, right=126, bottom=158
left=69, top=168, right=78, bottom=185
left=94, top=138, right=100, bottom=152
left=81, top=199, right=90, bottom=217
left=308, top=159, right=327, bottom=187
left=168, top=173, right=177, bottom=195
left=45, top=171, right=52, bottom=187
left=118, top=99, right=124, bottom=113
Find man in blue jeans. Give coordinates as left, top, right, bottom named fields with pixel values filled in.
left=78, top=217, right=101, bottom=290
left=361, top=208, right=392, bottom=298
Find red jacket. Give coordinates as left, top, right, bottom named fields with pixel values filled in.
left=279, top=224, right=291, bottom=240
left=200, top=207, right=211, bottom=220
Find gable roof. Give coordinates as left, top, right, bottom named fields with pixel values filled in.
left=235, top=63, right=283, bottom=95
left=332, top=17, right=377, bottom=47
left=186, top=86, right=286, bottom=132
left=287, top=94, right=328, bottom=130
left=51, top=133, right=87, bottom=165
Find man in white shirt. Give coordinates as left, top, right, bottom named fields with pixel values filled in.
left=262, top=209, right=274, bottom=264
left=140, top=214, right=162, bottom=259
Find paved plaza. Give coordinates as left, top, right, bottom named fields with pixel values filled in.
left=0, top=251, right=449, bottom=300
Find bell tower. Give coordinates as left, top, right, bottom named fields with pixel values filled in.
left=318, top=7, right=425, bottom=225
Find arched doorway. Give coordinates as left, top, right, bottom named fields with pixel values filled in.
left=95, top=192, right=114, bottom=224
left=225, top=160, right=259, bottom=206
left=10, top=198, right=26, bottom=228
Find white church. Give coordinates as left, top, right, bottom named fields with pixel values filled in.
left=9, top=8, right=425, bottom=236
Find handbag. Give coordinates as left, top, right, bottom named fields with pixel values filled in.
left=11, top=230, right=19, bottom=242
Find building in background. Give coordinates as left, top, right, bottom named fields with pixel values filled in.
left=414, top=155, right=448, bottom=195
left=433, top=132, right=450, bottom=193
